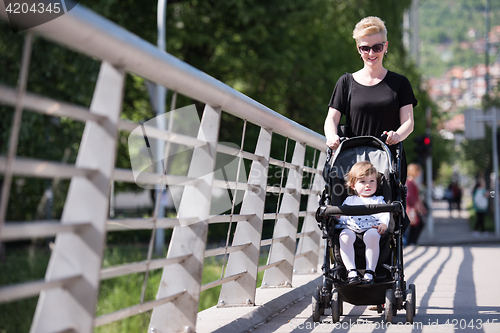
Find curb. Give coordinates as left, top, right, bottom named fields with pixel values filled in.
left=209, top=276, right=322, bottom=333
left=418, top=238, right=500, bottom=247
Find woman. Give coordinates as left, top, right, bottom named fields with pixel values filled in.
left=405, top=163, right=427, bottom=245
left=472, top=178, right=488, bottom=236
left=324, top=16, right=418, bottom=183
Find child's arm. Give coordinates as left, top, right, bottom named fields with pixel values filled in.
left=372, top=212, right=389, bottom=234
left=375, top=223, right=387, bottom=235
left=373, top=196, right=390, bottom=234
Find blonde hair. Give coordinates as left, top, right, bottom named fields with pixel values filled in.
left=407, top=163, right=422, bottom=179
left=346, top=161, right=381, bottom=195
left=352, top=16, right=387, bottom=44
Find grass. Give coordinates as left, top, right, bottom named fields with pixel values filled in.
left=0, top=245, right=267, bottom=332
left=199, top=256, right=266, bottom=312
left=0, top=246, right=51, bottom=333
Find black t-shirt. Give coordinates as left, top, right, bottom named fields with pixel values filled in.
left=328, top=71, right=418, bottom=184
left=328, top=71, right=418, bottom=138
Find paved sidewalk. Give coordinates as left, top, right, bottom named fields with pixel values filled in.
left=251, top=245, right=500, bottom=333
left=197, top=271, right=322, bottom=333
left=417, top=200, right=500, bottom=246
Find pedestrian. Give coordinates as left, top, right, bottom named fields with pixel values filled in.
left=404, top=163, right=427, bottom=246
left=472, top=178, right=489, bottom=237
left=324, top=16, right=418, bottom=185
left=446, top=182, right=462, bottom=218
left=336, top=161, right=389, bottom=285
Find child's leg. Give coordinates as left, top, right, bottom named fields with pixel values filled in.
left=339, top=229, right=357, bottom=277
left=363, top=228, right=381, bottom=279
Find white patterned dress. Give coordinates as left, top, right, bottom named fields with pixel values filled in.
left=336, top=195, right=390, bottom=233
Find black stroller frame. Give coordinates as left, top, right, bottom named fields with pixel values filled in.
left=314, top=136, right=416, bottom=323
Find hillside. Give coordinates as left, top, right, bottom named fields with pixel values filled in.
left=419, top=0, right=500, bottom=79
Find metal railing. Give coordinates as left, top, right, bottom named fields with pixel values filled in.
left=0, top=4, right=326, bottom=333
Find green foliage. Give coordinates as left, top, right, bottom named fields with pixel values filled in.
left=0, top=247, right=50, bottom=332
left=483, top=84, right=500, bottom=110
left=0, top=20, right=98, bottom=220
left=461, top=126, right=494, bottom=178
left=85, top=0, right=420, bottom=137
left=198, top=256, right=266, bottom=312
left=435, top=162, right=455, bottom=186
left=95, top=245, right=162, bottom=333
left=0, top=246, right=265, bottom=332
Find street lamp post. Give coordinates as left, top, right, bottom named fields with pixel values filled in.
left=426, top=107, right=434, bottom=238
left=493, top=108, right=500, bottom=238
left=155, top=0, right=168, bottom=255
left=473, top=110, right=500, bottom=238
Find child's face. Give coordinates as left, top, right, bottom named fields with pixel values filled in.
left=352, top=173, right=378, bottom=197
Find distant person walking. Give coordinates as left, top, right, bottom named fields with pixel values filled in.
left=472, top=178, right=489, bottom=237
left=405, top=163, right=427, bottom=245
left=446, top=182, right=462, bottom=218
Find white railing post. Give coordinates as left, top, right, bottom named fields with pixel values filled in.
left=30, top=62, right=125, bottom=333
left=262, top=142, right=306, bottom=287
left=149, top=105, right=221, bottom=333
left=294, top=152, right=326, bottom=273
left=218, top=128, right=272, bottom=306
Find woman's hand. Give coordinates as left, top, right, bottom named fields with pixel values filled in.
left=374, top=223, right=387, bottom=235
left=326, top=134, right=341, bottom=150
left=383, top=130, right=401, bottom=145
left=324, top=107, right=342, bottom=149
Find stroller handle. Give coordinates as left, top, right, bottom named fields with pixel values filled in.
left=316, top=202, right=403, bottom=218
left=326, top=134, right=391, bottom=156
left=326, top=137, right=347, bottom=163
left=326, top=137, right=347, bottom=154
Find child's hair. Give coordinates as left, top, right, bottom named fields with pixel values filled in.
left=346, top=161, right=381, bottom=195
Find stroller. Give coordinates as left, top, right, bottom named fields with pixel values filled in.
left=314, top=135, right=416, bottom=323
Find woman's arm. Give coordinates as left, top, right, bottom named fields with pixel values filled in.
left=384, top=104, right=414, bottom=145
left=324, top=107, right=342, bottom=149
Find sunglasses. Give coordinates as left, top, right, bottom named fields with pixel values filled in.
left=358, top=42, right=385, bottom=54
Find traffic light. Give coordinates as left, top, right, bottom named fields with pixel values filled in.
left=423, top=135, right=432, bottom=157
left=414, top=135, right=432, bottom=160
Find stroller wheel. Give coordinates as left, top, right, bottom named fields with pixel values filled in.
left=410, top=284, right=416, bottom=316
left=331, top=288, right=341, bottom=323
left=406, top=284, right=416, bottom=323
left=312, top=286, right=322, bottom=322
left=384, top=289, right=394, bottom=323
left=321, top=282, right=332, bottom=315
